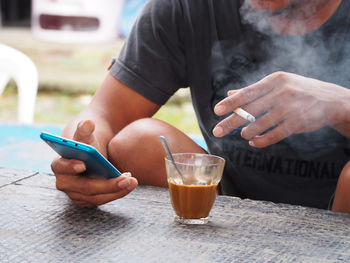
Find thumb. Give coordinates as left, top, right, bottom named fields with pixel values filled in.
left=73, top=120, right=96, bottom=144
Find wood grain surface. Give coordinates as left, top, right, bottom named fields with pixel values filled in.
left=1, top=168, right=350, bottom=262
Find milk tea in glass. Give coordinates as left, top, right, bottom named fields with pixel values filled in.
left=165, top=153, right=225, bottom=224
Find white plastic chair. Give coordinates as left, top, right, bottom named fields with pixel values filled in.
left=0, top=43, right=38, bottom=123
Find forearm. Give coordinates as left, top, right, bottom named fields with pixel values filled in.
left=331, top=85, right=350, bottom=138
left=61, top=73, right=160, bottom=149
left=333, top=111, right=350, bottom=138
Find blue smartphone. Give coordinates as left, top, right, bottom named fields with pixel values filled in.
left=40, top=131, right=122, bottom=178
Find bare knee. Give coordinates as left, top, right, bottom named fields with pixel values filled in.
left=332, top=161, right=350, bottom=213
left=107, top=118, right=205, bottom=187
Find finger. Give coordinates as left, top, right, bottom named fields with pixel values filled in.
left=227, top=90, right=238, bottom=96
left=73, top=120, right=96, bottom=144
left=248, top=111, right=314, bottom=148
left=240, top=100, right=302, bottom=140
left=56, top=173, right=138, bottom=196
left=213, top=95, right=272, bottom=137
left=66, top=187, right=134, bottom=206
left=213, top=81, right=301, bottom=137
left=243, top=95, right=326, bottom=142
left=51, top=157, right=86, bottom=174
left=65, top=173, right=137, bottom=206
left=248, top=121, right=295, bottom=148
left=213, top=113, right=246, bottom=137
left=214, top=92, right=244, bottom=116
left=214, top=76, right=275, bottom=116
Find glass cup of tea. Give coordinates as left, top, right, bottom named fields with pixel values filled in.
left=165, top=153, right=225, bottom=225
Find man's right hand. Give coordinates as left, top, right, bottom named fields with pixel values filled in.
left=50, top=120, right=138, bottom=208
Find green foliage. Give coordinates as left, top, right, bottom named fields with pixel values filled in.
left=154, top=102, right=201, bottom=134
left=0, top=90, right=201, bottom=134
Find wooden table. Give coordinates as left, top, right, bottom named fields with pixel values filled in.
left=1, top=167, right=350, bottom=262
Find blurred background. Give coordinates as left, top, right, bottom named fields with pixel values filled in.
left=0, top=0, right=203, bottom=172
left=0, top=0, right=200, bottom=134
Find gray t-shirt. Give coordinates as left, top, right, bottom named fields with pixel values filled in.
left=110, top=0, right=350, bottom=209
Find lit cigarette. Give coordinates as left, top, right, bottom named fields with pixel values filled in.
left=234, top=108, right=255, bottom=122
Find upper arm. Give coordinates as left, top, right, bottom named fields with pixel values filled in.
left=88, top=73, right=161, bottom=133
left=110, top=0, right=188, bottom=106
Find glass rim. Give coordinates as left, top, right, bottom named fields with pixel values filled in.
left=165, top=153, right=225, bottom=166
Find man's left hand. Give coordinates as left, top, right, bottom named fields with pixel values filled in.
left=213, top=71, right=350, bottom=147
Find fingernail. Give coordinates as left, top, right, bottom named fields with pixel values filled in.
left=214, top=105, right=225, bottom=115
left=126, top=181, right=135, bottom=191
left=118, top=177, right=131, bottom=189
left=213, top=126, right=223, bottom=137
left=79, top=121, right=92, bottom=135
left=73, top=163, right=86, bottom=173
left=123, top=172, right=132, bottom=178
left=227, top=90, right=235, bottom=96
left=249, top=141, right=256, bottom=147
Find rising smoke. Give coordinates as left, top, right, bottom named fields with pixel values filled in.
left=210, top=0, right=350, bottom=158
left=239, top=1, right=331, bottom=83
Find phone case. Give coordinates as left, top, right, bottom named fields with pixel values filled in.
left=40, top=132, right=122, bottom=178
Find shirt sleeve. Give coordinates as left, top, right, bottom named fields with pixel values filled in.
left=109, top=0, right=188, bottom=105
